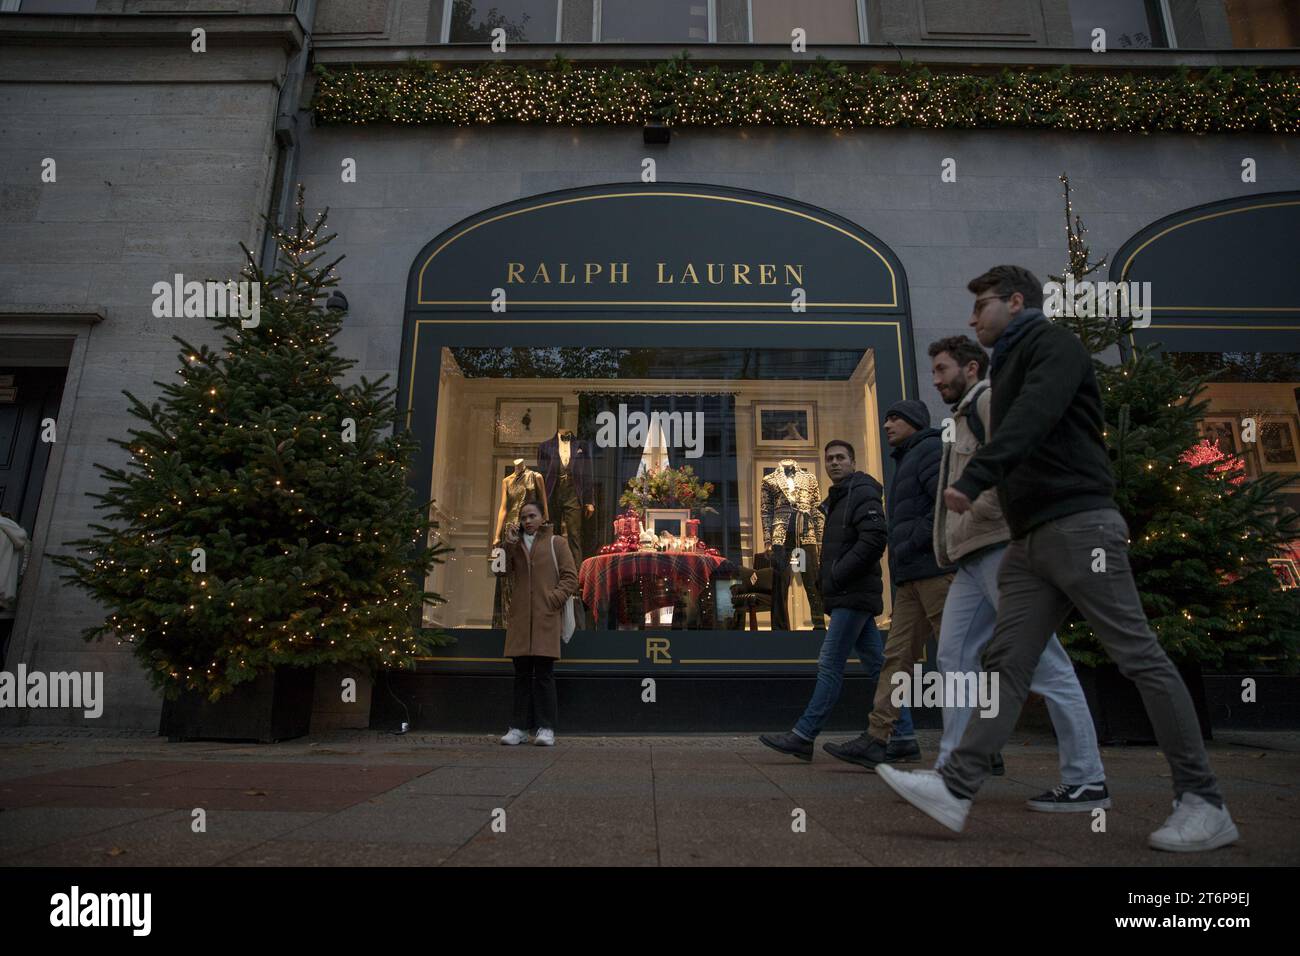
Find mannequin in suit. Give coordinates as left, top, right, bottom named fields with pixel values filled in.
left=760, top=459, right=826, bottom=630
left=537, top=429, right=594, bottom=567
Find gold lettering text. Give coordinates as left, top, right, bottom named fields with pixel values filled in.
left=759, top=264, right=777, bottom=285
left=532, top=263, right=551, bottom=284
left=785, top=264, right=804, bottom=286
left=733, top=264, right=751, bottom=285
left=507, top=262, right=524, bottom=284
left=610, top=262, right=629, bottom=284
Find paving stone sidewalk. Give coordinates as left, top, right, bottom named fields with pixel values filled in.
left=0, top=728, right=1296, bottom=866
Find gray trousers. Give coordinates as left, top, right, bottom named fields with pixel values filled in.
left=940, top=508, right=1222, bottom=806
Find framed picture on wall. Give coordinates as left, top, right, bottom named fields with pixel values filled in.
left=1258, top=416, right=1300, bottom=473
left=494, top=398, right=561, bottom=448
left=754, top=402, right=817, bottom=449
left=1198, top=416, right=1241, bottom=457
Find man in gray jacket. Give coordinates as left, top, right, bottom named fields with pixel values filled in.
left=928, top=336, right=1108, bottom=811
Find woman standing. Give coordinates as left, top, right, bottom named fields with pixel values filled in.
left=495, top=501, right=578, bottom=746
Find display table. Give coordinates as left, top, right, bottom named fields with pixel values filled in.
left=578, top=551, right=738, bottom=629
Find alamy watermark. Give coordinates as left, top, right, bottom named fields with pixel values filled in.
left=1042, top=274, right=1152, bottom=327
left=0, top=664, right=103, bottom=719
left=594, top=403, right=704, bottom=459
left=151, top=274, right=261, bottom=328
left=890, top=664, right=1000, bottom=719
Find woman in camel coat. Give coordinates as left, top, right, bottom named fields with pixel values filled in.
left=495, top=501, right=578, bottom=746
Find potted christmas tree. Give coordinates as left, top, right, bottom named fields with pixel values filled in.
left=56, top=191, right=450, bottom=742
left=1050, top=176, right=1300, bottom=742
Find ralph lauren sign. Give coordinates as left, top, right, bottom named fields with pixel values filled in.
left=410, top=184, right=901, bottom=312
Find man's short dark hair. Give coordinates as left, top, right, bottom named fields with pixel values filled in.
left=968, top=265, right=1043, bottom=310
left=824, top=440, right=855, bottom=461
left=929, top=335, right=989, bottom=379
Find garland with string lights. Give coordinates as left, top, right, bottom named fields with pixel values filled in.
left=313, top=57, right=1300, bottom=133
left=1050, top=174, right=1299, bottom=670
left=54, top=189, right=451, bottom=701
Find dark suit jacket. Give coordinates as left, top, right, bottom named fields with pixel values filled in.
left=537, top=434, right=595, bottom=505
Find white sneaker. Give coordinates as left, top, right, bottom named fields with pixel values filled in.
left=533, top=728, right=555, bottom=747
left=499, top=727, right=530, bottom=746
left=1148, top=793, right=1239, bottom=852
left=877, top=764, right=971, bottom=833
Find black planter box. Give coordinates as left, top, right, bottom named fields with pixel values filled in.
left=1075, top=661, right=1211, bottom=745
left=159, top=666, right=316, bottom=743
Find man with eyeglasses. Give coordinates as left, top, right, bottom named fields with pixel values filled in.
left=876, top=265, right=1238, bottom=853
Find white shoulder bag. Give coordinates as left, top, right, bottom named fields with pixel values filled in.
left=549, top=535, right=578, bottom=644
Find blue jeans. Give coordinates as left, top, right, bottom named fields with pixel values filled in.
left=935, top=544, right=1105, bottom=785
left=794, top=608, right=915, bottom=741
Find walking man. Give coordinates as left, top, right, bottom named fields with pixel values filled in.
left=929, top=334, right=1109, bottom=811
left=759, top=440, right=914, bottom=760
left=879, top=266, right=1238, bottom=852
left=823, top=401, right=952, bottom=769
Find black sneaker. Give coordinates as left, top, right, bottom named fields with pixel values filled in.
left=759, top=731, right=814, bottom=762
left=823, top=733, right=889, bottom=771
left=1027, top=781, right=1112, bottom=813
left=885, top=737, right=922, bottom=764
left=991, top=753, right=1005, bottom=776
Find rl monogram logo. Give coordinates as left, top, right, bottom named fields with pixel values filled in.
left=646, top=637, right=672, bottom=664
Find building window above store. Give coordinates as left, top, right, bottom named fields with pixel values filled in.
left=1068, top=0, right=1171, bottom=49
left=444, top=0, right=868, bottom=44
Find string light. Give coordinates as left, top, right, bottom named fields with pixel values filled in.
left=314, top=60, right=1300, bottom=134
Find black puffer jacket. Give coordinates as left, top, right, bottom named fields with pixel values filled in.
left=818, top=471, right=887, bottom=615
left=887, top=427, right=953, bottom=584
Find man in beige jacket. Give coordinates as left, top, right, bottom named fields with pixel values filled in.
left=928, top=336, right=1109, bottom=812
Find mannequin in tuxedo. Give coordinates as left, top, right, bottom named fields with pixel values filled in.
left=760, top=459, right=826, bottom=630
left=537, top=429, right=595, bottom=567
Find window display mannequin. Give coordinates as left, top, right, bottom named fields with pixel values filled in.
left=494, top=459, right=548, bottom=545
left=537, top=428, right=595, bottom=568
left=760, top=459, right=826, bottom=630
left=492, top=459, right=548, bottom=628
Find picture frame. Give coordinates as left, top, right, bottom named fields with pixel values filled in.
left=754, top=401, right=817, bottom=449
left=1268, top=558, right=1299, bottom=590
left=494, top=398, right=561, bottom=448
left=1257, top=416, right=1300, bottom=474
left=754, top=458, right=825, bottom=552
left=645, top=508, right=691, bottom=544
left=1197, top=416, right=1241, bottom=457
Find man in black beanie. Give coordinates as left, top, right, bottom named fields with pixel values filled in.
left=823, top=398, right=954, bottom=769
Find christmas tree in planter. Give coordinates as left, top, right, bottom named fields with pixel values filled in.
left=1046, top=175, right=1299, bottom=740
left=56, top=190, right=450, bottom=738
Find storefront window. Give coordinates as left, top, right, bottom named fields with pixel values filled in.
left=599, top=0, right=709, bottom=42
left=1225, top=0, right=1300, bottom=48
left=1068, top=0, right=1169, bottom=48
left=424, top=345, right=885, bottom=632
left=448, top=0, right=559, bottom=43
left=1170, top=351, right=1300, bottom=586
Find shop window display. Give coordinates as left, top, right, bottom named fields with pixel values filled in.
left=424, top=346, right=887, bottom=633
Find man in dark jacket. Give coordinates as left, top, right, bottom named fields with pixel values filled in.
left=878, top=264, right=1238, bottom=854
left=823, top=402, right=954, bottom=768
left=759, top=440, right=913, bottom=761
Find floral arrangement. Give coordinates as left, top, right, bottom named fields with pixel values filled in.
left=619, top=465, right=716, bottom=514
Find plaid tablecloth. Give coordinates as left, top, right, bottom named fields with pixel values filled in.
left=578, top=551, right=738, bottom=618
